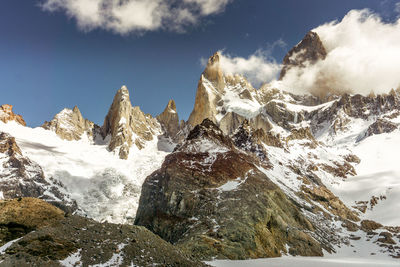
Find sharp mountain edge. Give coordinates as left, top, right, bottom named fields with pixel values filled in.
left=0, top=32, right=400, bottom=265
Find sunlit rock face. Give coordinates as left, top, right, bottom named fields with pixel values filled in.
left=157, top=99, right=181, bottom=140
left=42, top=106, right=97, bottom=141
left=0, top=104, right=26, bottom=126
left=101, top=86, right=160, bottom=159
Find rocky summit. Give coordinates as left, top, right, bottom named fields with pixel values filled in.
left=0, top=30, right=400, bottom=266
left=0, top=105, right=25, bottom=126
left=42, top=106, right=97, bottom=141
left=279, top=31, right=327, bottom=80
left=101, top=86, right=160, bottom=159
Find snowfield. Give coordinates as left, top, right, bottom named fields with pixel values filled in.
left=0, top=121, right=169, bottom=224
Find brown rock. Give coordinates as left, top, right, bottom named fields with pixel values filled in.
left=42, top=106, right=96, bottom=141
left=0, top=198, right=64, bottom=245
left=301, top=185, right=359, bottom=222
left=101, top=86, right=159, bottom=159
left=0, top=104, right=26, bottom=126
left=361, top=220, right=383, bottom=232
left=358, top=119, right=398, bottom=142
left=157, top=100, right=180, bottom=139
left=377, top=232, right=396, bottom=244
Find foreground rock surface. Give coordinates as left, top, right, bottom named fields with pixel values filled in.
left=135, top=119, right=323, bottom=260
left=0, top=198, right=208, bottom=267
left=0, top=198, right=64, bottom=246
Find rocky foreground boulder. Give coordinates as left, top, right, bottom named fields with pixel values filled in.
left=0, top=198, right=208, bottom=267
left=135, top=119, right=323, bottom=260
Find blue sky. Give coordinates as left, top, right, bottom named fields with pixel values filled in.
left=1, top=0, right=399, bottom=126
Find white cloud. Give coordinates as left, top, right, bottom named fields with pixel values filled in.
left=395, top=2, right=400, bottom=14
left=183, top=0, right=230, bottom=15
left=200, top=41, right=285, bottom=87
left=40, top=0, right=232, bottom=34
left=278, top=9, right=400, bottom=96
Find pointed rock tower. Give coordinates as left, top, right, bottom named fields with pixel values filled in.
left=279, top=31, right=327, bottom=80
left=187, top=52, right=224, bottom=127
left=102, top=86, right=159, bottom=159
left=42, top=106, right=96, bottom=141
left=187, top=52, right=270, bottom=135
left=156, top=99, right=180, bottom=139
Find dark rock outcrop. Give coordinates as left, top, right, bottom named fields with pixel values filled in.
left=135, top=119, right=323, bottom=260
left=279, top=31, right=327, bottom=80
left=357, top=119, right=398, bottom=142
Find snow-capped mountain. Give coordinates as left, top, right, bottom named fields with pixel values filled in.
left=0, top=31, right=399, bottom=264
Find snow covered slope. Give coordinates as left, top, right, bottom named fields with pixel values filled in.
left=0, top=121, right=169, bottom=224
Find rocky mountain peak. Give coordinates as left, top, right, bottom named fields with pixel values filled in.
left=0, top=104, right=26, bottom=126
left=102, top=86, right=160, bottom=159
left=188, top=52, right=259, bottom=130
left=42, top=106, right=96, bottom=141
left=279, top=31, right=327, bottom=80
left=156, top=99, right=180, bottom=139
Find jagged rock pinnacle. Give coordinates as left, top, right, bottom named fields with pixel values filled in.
left=0, top=105, right=26, bottom=126
left=157, top=99, right=180, bottom=139
left=279, top=31, right=327, bottom=80
left=102, top=86, right=159, bottom=159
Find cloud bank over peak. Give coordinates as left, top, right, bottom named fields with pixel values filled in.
left=40, top=0, right=232, bottom=34
left=277, top=9, right=400, bottom=96
left=202, top=8, right=400, bottom=96
left=200, top=41, right=285, bottom=88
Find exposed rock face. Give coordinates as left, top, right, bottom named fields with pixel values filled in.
left=157, top=100, right=181, bottom=139
left=101, top=86, right=160, bottom=159
left=279, top=31, right=327, bottom=80
left=0, top=132, right=77, bottom=212
left=187, top=52, right=276, bottom=139
left=0, top=105, right=26, bottom=126
left=187, top=62, right=221, bottom=127
left=42, top=106, right=98, bottom=141
left=357, top=118, right=398, bottom=142
left=0, top=198, right=208, bottom=267
left=135, top=119, right=323, bottom=260
left=305, top=92, right=400, bottom=137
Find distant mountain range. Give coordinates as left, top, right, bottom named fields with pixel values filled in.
left=0, top=31, right=399, bottom=265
